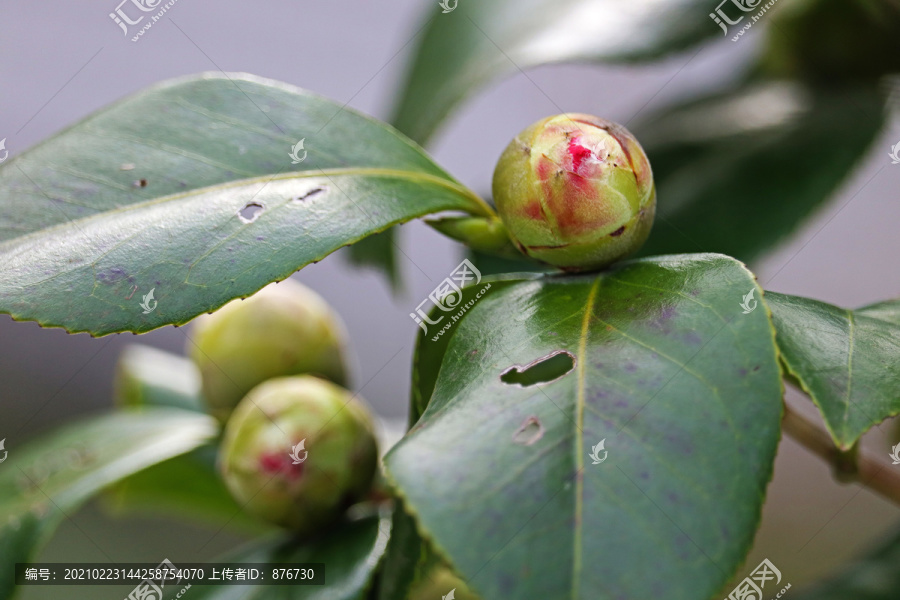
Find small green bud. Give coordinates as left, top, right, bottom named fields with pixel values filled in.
left=189, top=280, right=349, bottom=423
left=492, top=113, right=656, bottom=271
left=219, top=375, right=378, bottom=534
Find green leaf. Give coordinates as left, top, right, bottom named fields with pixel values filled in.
left=792, top=524, right=900, bottom=600
left=392, top=0, right=725, bottom=144
left=635, top=82, right=885, bottom=262
left=409, top=273, right=531, bottom=425
left=0, top=72, right=490, bottom=336
left=376, top=504, right=423, bottom=600
left=106, top=447, right=266, bottom=534
left=115, top=344, right=205, bottom=413
left=189, top=514, right=390, bottom=600
left=346, top=233, right=400, bottom=291
left=766, top=291, right=900, bottom=449
left=387, top=253, right=783, bottom=600
left=0, top=409, right=216, bottom=599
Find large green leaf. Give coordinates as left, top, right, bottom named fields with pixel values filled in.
left=188, top=514, right=390, bottom=600
left=0, top=73, right=490, bottom=336
left=386, top=253, right=783, bottom=600
left=392, top=0, right=725, bottom=145
left=0, top=409, right=216, bottom=599
left=767, top=292, right=900, bottom=449
left=635, top=81, right=885, bottom=262
left=792, top=524, right=900, bottom=600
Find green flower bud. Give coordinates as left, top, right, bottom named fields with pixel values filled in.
left=189, top=280, right=349, bottom=423
left=219, top=375, right=378, bottom=534
left=492, top=113, right=656, bottom=271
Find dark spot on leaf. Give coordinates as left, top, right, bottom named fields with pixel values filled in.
left=501, top=350, right=575, bottom=387
left=293, top=186, right=327, bottom=203
left=610, top=226, right=626, bottom=237
left=133, top=179, right=148, bottom=188
left=512, top=417, right=544, bottom=446
left=238, top=202, right=264, bottom=224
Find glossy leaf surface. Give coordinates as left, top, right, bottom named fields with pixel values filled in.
left=388, top=254, right=783, bottom=600
left=0, top=73, right=488, bottom=335
left=767, top=291, right=900, bottom=449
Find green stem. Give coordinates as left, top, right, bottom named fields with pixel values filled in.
left=782, top=401, right=900, bottom=506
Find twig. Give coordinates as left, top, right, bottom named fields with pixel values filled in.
left=782, top=402, right=900, bottom=507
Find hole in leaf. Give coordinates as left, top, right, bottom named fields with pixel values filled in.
left=293, top=187, right=326, bottom=202
left=512, top=416, right=544, bottom=446
left=238, top=202, right=264, bottom=224
left=501, top=350, right=575, bottom=387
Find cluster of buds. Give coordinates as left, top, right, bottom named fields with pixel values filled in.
left=182, top=279, right=378, bottom=535
left=492, top=113, right=656, bottom=271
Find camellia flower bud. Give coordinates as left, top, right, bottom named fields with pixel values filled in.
left=492, top=113, right=656, bottom=271
left=189, top=280, right=349, bottom=423
left=219, top=375, right=378, bottom=534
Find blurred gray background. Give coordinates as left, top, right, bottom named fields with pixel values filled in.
left=1, top=0, right=899, bottom=596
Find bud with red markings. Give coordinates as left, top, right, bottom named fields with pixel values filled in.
left=492, top=114, right=656, bottom=271
left=218, top=375, right=378, bottom=534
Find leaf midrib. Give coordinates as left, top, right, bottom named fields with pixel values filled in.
left=0, top=167, right=494, bottom=250
left=573, top=276, right=601, bottom=599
